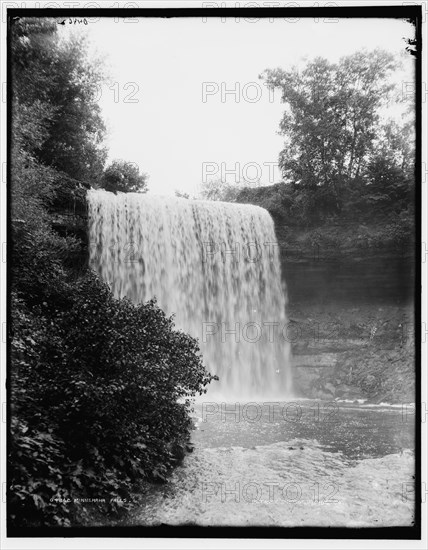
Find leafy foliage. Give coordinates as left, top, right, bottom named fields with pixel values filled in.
left=260, top=50, right=415, bottom=225
left=198, top=178, right=256, bottom=202
left=10, top=274, right=214, bottom=527
left=100, top=160, right=148, bottom=194
left=11, top=18, right=107, bottom=183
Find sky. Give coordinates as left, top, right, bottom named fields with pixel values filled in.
left=70, top=16, right=415, bottom=196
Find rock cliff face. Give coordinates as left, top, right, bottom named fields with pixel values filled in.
left=276, top=229, right=414, bottom=404
left=289, top=301, right=415, bottom=403
left=284, top=252, right=414, bottom=307
left=236, top=184, right=415, bottom=404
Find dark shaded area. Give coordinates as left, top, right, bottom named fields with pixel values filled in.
left=284, top=255, right=414, bottom=306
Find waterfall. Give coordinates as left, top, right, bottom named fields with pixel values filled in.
left=87, top=189, right=292, bottom=400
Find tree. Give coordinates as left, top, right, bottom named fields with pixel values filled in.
left=261, top=50, right=398, bottom=216
left=198, top=178, right=252, bottom=202
left=175, top=190, right=190, bottom=199
left=360, top=114, right=415, bottom=216
left=100, top=160, right=148, bottom=193
left=11, top=18, right=107, bottom=184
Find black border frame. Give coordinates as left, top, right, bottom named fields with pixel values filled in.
left=5, top=4, right=423, bottom=540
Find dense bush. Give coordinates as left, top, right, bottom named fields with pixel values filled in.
left=10, top=271, right=215, bottom=527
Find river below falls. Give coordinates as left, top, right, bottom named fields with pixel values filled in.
left=126, top=400, right=415, bottom=527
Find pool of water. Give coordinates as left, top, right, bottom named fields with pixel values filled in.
left=127, top=401, right=415, bottom=527
left=194, top=400, right=415, bottom=459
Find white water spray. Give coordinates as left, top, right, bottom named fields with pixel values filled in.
left=87, top=189, right=292, bottom=399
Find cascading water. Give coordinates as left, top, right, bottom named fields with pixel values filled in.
left=87, top=189, right=292, bottom=400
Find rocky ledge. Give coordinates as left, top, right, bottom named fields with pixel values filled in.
left=289, top=303, right=415, bottom=404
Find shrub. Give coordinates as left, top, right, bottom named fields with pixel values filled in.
left=9, top=273, right=215, bottom=526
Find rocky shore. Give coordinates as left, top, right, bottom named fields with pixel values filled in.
left=290, top=302, right=415, bottom=404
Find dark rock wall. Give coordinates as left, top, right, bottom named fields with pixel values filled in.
left=283, top=254, right=414, bottom=307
